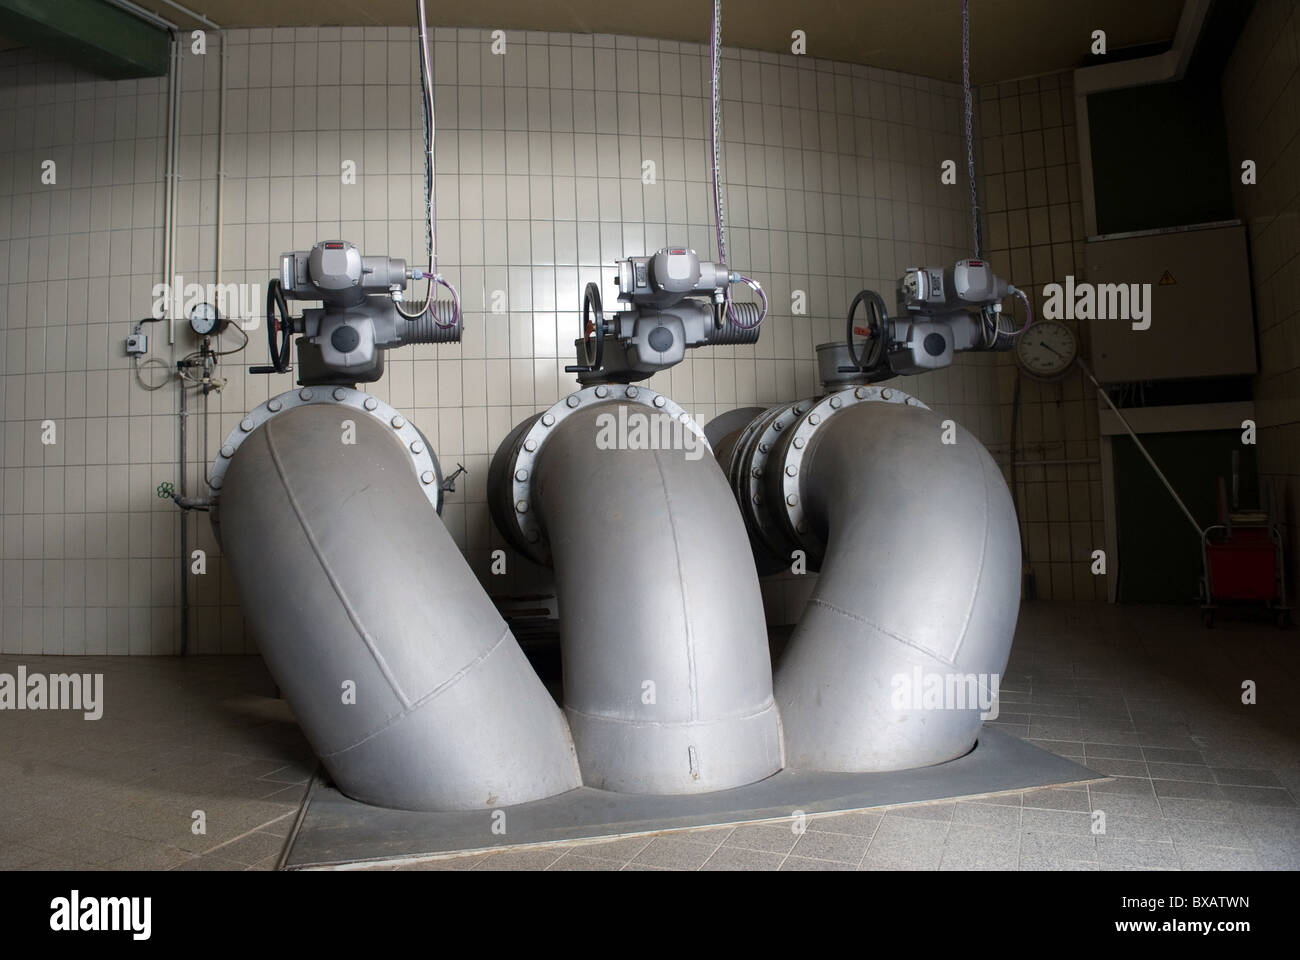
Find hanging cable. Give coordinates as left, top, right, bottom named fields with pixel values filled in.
left=962, top=0, right=984, bottom=260
left=1009, top=285, right=1033, bottom=334
left=709, top=0, right=766, bottom=329
left=396, top=0, right=459, bottom=326
left=710, top=0, right=727, bottom=268
left=134, top=357, right=172, bottom=391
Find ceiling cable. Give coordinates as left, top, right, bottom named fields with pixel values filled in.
left=962, top=0, right=984, bottom=259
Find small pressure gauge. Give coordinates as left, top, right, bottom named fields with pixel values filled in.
left=188, top=301, right=226, bottom=336
left=1015, top=319, right=1077, bottom=380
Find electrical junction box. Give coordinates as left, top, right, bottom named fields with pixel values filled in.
left=1085, top=221, right=1257, bottom=383
left=126, top=333, right=147, bottom=356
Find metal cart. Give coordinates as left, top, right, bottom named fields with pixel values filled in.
left=1200, top=475, right=1290, bottom=628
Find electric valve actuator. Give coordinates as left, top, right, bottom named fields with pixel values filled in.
left=838, top=258, right=1025, bottom=382
left=568, top=246, right=765, bottom=383
left=252, top=240, right=461, bottom=386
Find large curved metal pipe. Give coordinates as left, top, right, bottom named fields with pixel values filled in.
left=215, top=399, right=582, bottom=811
left=712, top=385, right=1020, bottom=771
left=490, top=388, right=783, bottom=794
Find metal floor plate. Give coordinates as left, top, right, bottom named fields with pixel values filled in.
left=283, top=727, right=1104, bottom=869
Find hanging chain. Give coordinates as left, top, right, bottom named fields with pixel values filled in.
left=962, top=0, right=983, bottom=259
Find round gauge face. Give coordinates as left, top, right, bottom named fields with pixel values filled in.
left=188, top=301, right=220, bottom=336
left=1015, top=319, right=1078, bottom=379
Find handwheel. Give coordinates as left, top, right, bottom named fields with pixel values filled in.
left=565, top=282, right=606, bottom=374
left=846, top=288, right=890, bottom=372
left=263, top=279, right=293, bottom=374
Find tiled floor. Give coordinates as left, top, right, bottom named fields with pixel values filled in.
left=2, top=601, right=1297, bottom=870
left=0, top=656, right=313, bottom=870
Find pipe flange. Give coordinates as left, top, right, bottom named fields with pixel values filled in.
left=500, top=385, right=708, bottom=565
left=208, top=386, right=443, bottom=513
left=774, top=385, right=929, bottom=560
left=730, top=400, right=804, bottom=562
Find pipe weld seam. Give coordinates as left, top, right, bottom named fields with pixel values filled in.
left=263, top=419, right=412, bottom=710
left=565, top=696, right=778, bottom=729
left=804, top=597, right=958, bottom=669
left=652, top=450, right=700, bottom=722
left=949, top=447, right=995, bottom=663
left=321, top=626, right=512, bottom=759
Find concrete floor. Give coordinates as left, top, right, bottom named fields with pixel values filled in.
left=2, top=601, right=1297, bottom=870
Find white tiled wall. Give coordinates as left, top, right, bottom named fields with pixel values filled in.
left=979, top=72, right=1107, bottom=602
left=1223, top=0, right=1300, bottom=603
left=1, top=26, right=1011, bottom=654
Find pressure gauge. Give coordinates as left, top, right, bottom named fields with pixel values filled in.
left=188, top=301, right=226, bottom=336
left=1015, top=319, right=1077, bottom=380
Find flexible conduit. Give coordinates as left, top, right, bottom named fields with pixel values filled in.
left=962, top=0, right=983, bottom=260
left=397, top=0, right=460, bottom=326
left=708, top=0, right=765, bottom=329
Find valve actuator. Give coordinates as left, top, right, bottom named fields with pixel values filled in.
left=568, top=247, right=765, bottom=384
left=252, top=240, right=461, bottom=385
left=840, top=258, right=1024, bottom=382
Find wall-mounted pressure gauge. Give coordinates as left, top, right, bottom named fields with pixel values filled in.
left=1015, top=319, right=1077, bottom=380
left=188, top=301, right=226, bottom=337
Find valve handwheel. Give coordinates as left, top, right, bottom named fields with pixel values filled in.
left=846, top=288, right=890, bottom=373
left=251, top=279, right=294, bottom=375
left=566, top=282, right=607, bottom=373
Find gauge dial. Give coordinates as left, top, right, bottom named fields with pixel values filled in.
left=188, top=301, right=223, bottom=336
left=1015, top=319, right=1077, bottom=380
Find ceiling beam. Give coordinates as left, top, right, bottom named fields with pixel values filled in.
left=0, top=0, right=171, bottom=78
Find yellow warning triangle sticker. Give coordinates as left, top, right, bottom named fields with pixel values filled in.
left=1159, top=270, right=1177, bottom=286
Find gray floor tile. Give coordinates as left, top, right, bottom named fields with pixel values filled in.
left=1085, top=742, right=1144, bottom=761
left=790, top=830, right=871, bottom=864
left=1096, top=837, right=1180, bottom=870
left=1022, top=787, right=1091, bottom=812
left=1157, top=797, right=1239, bottom=822
left=396, top=854, right=485, bottom=870
left=1086, top=758, right=1149, bottom=778
left=1017, top=853, right=1099, bottom=870
left=884, top=801, right=955, bottom=823
left=1091, top=794, right=1163, bottom=819
left=781, top=855, right=856, bottom=871
left=1145, top=762, right=1215, bottom=782
left=1174, top=844, right=1264, bottom=871
left=630, top=837, right=719, bottom=870
left=859, top=846, right=944, bottom=870
left=1019, top=830, right=1097, bottom=861
left=1218, top=785, right=1296, bottom=807
left=1212, top=767, right=1282, bottom=787
left=723, top=823, right=799, bottom=854
left=565, top=836, right=654, bottom=861
left=548, top=854, right=625, bottom=871
left=700, top=845, right=784, bottom=871
left=940, top=844, right=1019, bottom=870
left=473, top=848, right=565, bottom=871
left=807, top=812, right=882, bottom=837
left=1097, top=816, right=1172, bottom=842
left=1152, top=779, right=1224, bottom=800
left=1162, top=819, right=1253, bottom=848
left=952, top=802, right=1022, bottom=830
left=1021, top=807, right=1095, bottom=836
